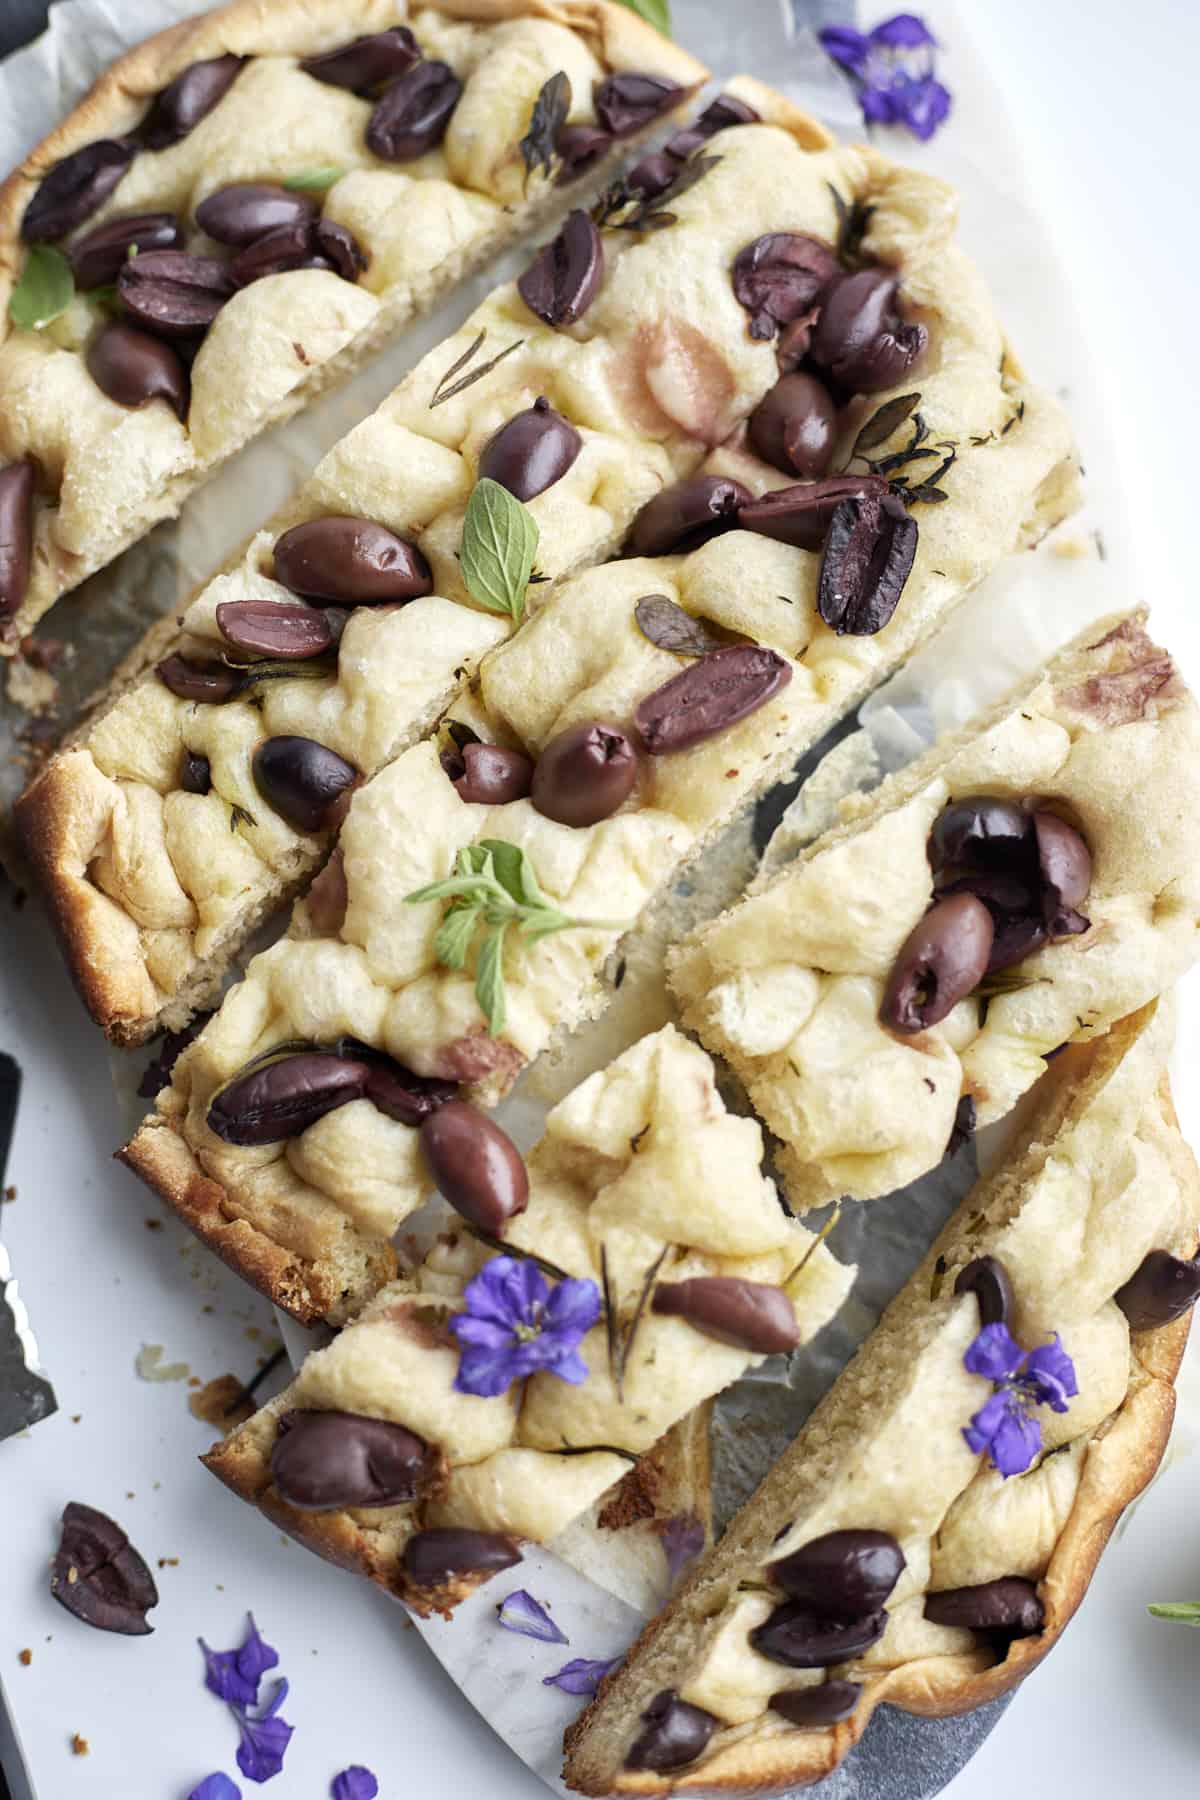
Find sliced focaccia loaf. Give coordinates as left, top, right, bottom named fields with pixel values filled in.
left=15, top=84, right=1077, bottom=1048
left=0, top=0, right=707, bottom=646
left=202, top=1025, right=854, bottom=1616
left=671, top=611, right=1200, bottom=1211
left=562, top=1000, right=1200, bottom=1794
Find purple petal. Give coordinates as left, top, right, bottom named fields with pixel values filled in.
left=544, top=1275, right=603, bottom=1338
left=963, top=1322, right=1025, bottom=1383
left=496, top=1589, right=569, bottom=1645
left=962, top=1388, right=1011, bottom=1457
left=859, top=86, right=901, bottom=125
left=236, top=1615, right=279, bottom=1692
left=543, top=1656, right=622, bottom=1696
left=449, top=1313, right=518, bottom=1352
left=891, top=74, right=952, bottom=140
left=200, top=1640, right=260, bottom=1707
left=496, top=1255, right=551, bottom=1327
left=1022, top=1333, right=1078, bottom=1413
left=332, top=1769, right=379, bottom=1800
left=541, top=1345, right=592, bottom=1385
left=817, top=25, right=871, bottom=72
left=234, top=1680, right=294, bottom=1784
left=453, top=1343, right=521, bottom=1397
left=189, top=1779, right=242, bottom=1800
left=964, top=1390, right=1042, bottom=1478
left=460, top=1256, right=544, bottom=1330
left=869, top=13, right=938, bottom=50
left=661, top=1513, right=705, bottom=1586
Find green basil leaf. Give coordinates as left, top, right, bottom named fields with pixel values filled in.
left=1148, top=1602, right=1200, bottom=1626
left=460, top=478, right=539, bottom=624
left=9, top=244, right=74, bottom=330
left=283, top=166, right=345, bottom=192
left=436, top=902, right=481, bottom=971
left=475, top=923, right=509, bottom=1036
left=478, top=838, right=548, bottom=911
left=404, top=873, right=493, bottom=906
left=614, top=0, right=671, bottom=34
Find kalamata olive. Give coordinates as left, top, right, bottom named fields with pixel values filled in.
left=314, top=217, right=368, bottom=282
left=1115, top=1250, right=1200, bottom=1331
left=775, top=308, right=822, bottom=372
left=635, top=645, right=791, bottom=754
left=179, top=750, right=212, bottom=795
left=86, top=322, right=190, bottom=421
left=306, top=851, right=348, bottom=935
left=929, top=797, right=1033, bottom=874
left=478, top=397, right=582, bottom=501
left=767, top=1530, right=906, bottom=1618
left=68, top=210, right=182, bottom=288
left=419, top=1101, right=529, bottom=1234
left=627, top=475, right=750, bottom=558
left=937, top=873, right=1037, bottom=917
left=880, top=893, right=994, bottom=1033
left=215, top=599, right=333, bottom=660
left=1033, top=811, right=1092, bottom=921
left=738, top=475, right=891, bottom=553
left=21, top=139, right=137, bottom=243
left=403, top=1528, right=522, bottom=1587
left=593, top=73, right=683, bottom=137
left=228, top=223, right=333, bottom=287
left=810, top=268, right=928, bottom=394
left=769, top=1682, right=862, bottom=1728
left=450, top=743, right=534, bottom=806
left=155, top=653, right=240, bottom=704
left=195, top=182, right=318, bottom=247
left=663, top=91, right=759, bottom=159
left=732, top=233, right=839, bottom=341
left=270, top=1408, right=434, bottom=1509
left=367, top=61, right=463, bottom=161
left=554, top=123, right=612, bottom=184
left=207, top=1049, right=371, bottom=1145
left=0, top=459, right=37, bottom=624
left=517, top=210, right=603, bottom=328
left=139, top=55, right=244, bottom=151
left=252, top=735, right=360, bottom=833
left=986, top=912, right=1048, bottom=973
left=624, top=1691, right=717, bottom=1773
left=925, top=1578, right=1044, bottom=1639
left=273, top=517, right=433, bottom=605
left=947, top=1092, right=977, bottom=1157
left=50, top=1503, right=158, bottom=1637
left=954, top=1256, right=1013, bottom=1329
left=625, top=151, right=678, bottom=199
left=818, top=491, right=918, bottom=636
left=300, top=28, right=420, bottom=94
left=652, top=1277, right=801, bottom=1353
left=361, top=1060, right=457, bottom=1127
left=531, top=722, right=637, bottom=827
left=117, top=250, right=234, bottom=336
left=747, top=372, right=838, bottom=478
left=751, top=1600, right=887, bottom=1668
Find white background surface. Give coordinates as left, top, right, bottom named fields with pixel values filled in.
left=3, top=2, right=1200, bottom=1798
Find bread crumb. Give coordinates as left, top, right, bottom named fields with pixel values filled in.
left=144, top=1218, right=162, bottom=1231
left=189, top=1374, right=253, bottom=1429
left=66, top=1567, right=78, bottom=1585
left=1051, top=534, right=1090, bottom=560
left=18, top=1648, right=31, bottom=1666
left=157, top=1557, right=179, bottom=1568
left=70, top=1414, right=81, bottom=1423
left=3, top=1184, right=15, bottom=1203
left=70, top=1734, right=89, bottom=1756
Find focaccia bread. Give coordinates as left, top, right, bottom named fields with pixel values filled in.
left=202, top=1026, right=853, bottom=1616
left=671, top=611, right=1200, bottom=1211
left=0, top=0, right=706, bottom=645
left=562, top=1000, right=1200, bottom=1795
left=16, top=86, right=1077, bottom=1049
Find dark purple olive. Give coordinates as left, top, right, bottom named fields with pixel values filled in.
left=930, top=796, right=1033, bottom=875
left=732, top=232, right=839, bottom=341
left=419, top=1101, right=529, bottom=1235
left=1033, top=811, right=1092, bottom=923
left=216, top=598, right=333, bottom=660
left=69, top=210, right=182, bottom=288
left=635, top=644, right=791, bottom=755
left=769, top=1681, right=862, bottom=1728
left=625, top=150, right=678, bottom=199
left=954, top=1256, right=1013, bottom=1329
left=21, top=139, right=137, bottom=243
left=403, top=1527, right=522, bottom=1588
left=747, top=372, right=838, bottom=479
left=228, top=223, right=329, bottom=287
left=986, top=912, right=1048, bottom=974
left=270, top=1408, right=434, bottom=1509
left=117, top=250, right=234, bottom=336
left=776, top=310, right=822, bottom=373
left=361, top=1060, right=457, bottom=1127
left=946, top=1092, right=977, bottom=1157
left=180, top=750, right=212, bottom=795
left=450, top=743, right=534, bottom=806
left=819, top=491, right=918, bottom=637
left=627, top=474, right=751, bottom=558
left=1115, top=1250, right=1200, bottom=1331
left=810, top=268, right=927, bottom=394
left=50, top=1503, right=158, bottom=1637
left=478, top=398, right=582, bottom=502
left=207, top=1049, right=370, bottom=1145
left=624, top=1690, right=717, bottom=1773
left=937, top=873, right=1037, bottom=917
left=555, top=123, right=612, bottom=184
left=751, top=1600, right=887, bottom=1668
left=86, top=322, right=190, bottom=421
left=531, top=722, right=637, bottom=827
left=300, top=28, right=421, bottom=94
left=195, top=182, right=318, bottom=247
left=652, top=1277, right=801, bottom=1353
left=925, top=1578, right=1044, bottom=1639
left=0, top=459, right=37, bottom=624
left=155, top=653, right=240, bottom=704
left=663, top=91, right=759, bottom=159
left=517, top=210, right=603, bottom=328
left=881, top=893, right=994, bottom=1034
left=274, top=516, right=433, bottom=604
left=314, top=217, right=368, bottom=282
left=252, top=736, right=360, bottom=833
left=367, top=61, right=463, bottom=161
left=738, top=475, right=891, bottom=553
left=593, top=73, right=683, bottom=137
left=140, top=55, right=244, bottom=151
left=767, top=1530, right=905, bottom=1618
left=306, top=851, right=348, bottom=936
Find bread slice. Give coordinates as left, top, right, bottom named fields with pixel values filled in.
left=202, top=1025, right=854, bottom=1616
left=121, top=362, right=1074, bottom=1327
left=0, top=0, right=707, bottom=647
left=672, top=610, right=1200, bottom=1210
left=562, top=1000, right=1199, bottom=1794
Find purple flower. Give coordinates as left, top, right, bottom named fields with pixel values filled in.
left=962, top=1323, right=1078, bottom=1478
left=496, top=1588, right=569, bottom=1645
left=542, top=1656, right=622, bottom=1696
left=199, top=1614, right=280, bottom=1707
left=189, top=1779, right=241, bottom=1800
left=234, top=1679, right=294, bottom=1784
left=332, top=1770, right=379, bottom=1800
left=818, top=13, right=951, bottom=142
left=660, top=1513, right=705, bottom=1587
left=450, top=1255, right=601, bottom=1397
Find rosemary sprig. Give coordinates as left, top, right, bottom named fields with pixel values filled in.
left=429, top=331, right=525, bottom=410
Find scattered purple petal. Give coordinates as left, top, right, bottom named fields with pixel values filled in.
left=188, top=1779, right=241, bottom=1800
left=496, top=1589, right=569, bottom=1645
left=660, top=1513, right=705, bottom=1586
left=331, top=1770, right=379, bottom=1800
left=234, top=1679, right=294, bottom=1784
left=818, top=13, right=951, bottom=141
left=200, top=1614, right=280, bottom=1708
left=963, top=1324, right=1078, bottom=1478
left=542, top=1656, right=623, bottom=1696
left=871, top=12, right=937, bottom=50
left=963, top=1322, right=1025, bottom=1385
left=451, top=1255, right=602, bottom=1397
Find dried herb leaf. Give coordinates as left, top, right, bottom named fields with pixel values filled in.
left=828, top=183, right=875, bottom=268
left=445, top=719, right=482, bottom=751
left=851, top=392, right=921, bottom=457
left=593, top=155, right=719, bottom=235
left=467, top=1227, right=571, bottom=1282
left=459, top=478, right=539, bottom=623
left=546, top=1442, right=639, bottom=1463
left=634, top=594, right=723, bottom=657
left=520, top=72, right=572, bottom=182
left=975, top=971, right=1046, bottom=1000
left=615, top=1246, right=669, bottom=1397
left=283, top=166, right=345, bottom=192
left=429, top=332, right=525, bottom=410
left=230, top=803, right=256, bottom=831
left=10, top=244, right=74, bottom=329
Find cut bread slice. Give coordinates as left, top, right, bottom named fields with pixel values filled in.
left=672, top=610, right=1200, bottom=1210
left=562, top=999, right=1200, bottom=1794
left=202, top=1025, right=854, bottom=1616
left=0, top=0, right=707, bottom=647
left=15, top=87, right=1078, bottom=1049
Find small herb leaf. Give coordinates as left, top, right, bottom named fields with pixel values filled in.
left=476, top=922, right=508, bottom=1036
left=10, top=244, right=74, bottom=330
left=1148, top=1602, right=1200, bottom=1627
left=459, top=478, right=539, bottom=624
left=479, top=838, right=548, bottom=911
left=283, top=166, right=345, bottom=192
left=614, top=0, right=671, bottom=31
left=635, top=594, right=723, bottom=658
left=851, top=392, right=921, bottom=457
left=429, top=332, right=525, bottom=410
left=436, top=903, right=481, bottom=971
left=520, top=72, right=572, bottom=182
